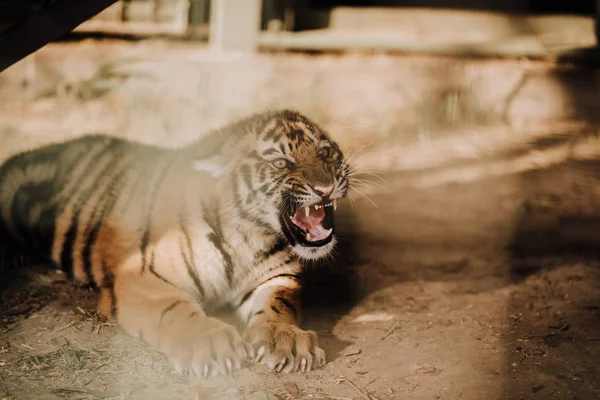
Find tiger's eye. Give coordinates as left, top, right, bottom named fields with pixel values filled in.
left=272, top=159, right=288, bottom=169
left=318, top=147, right=331, bottom=158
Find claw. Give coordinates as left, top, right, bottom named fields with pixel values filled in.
left=255, top=345, right=265, bottom=362
left=300, top=358, right=307, bottom=373
left=275, top=358, right=286, bottom=372
left=226, top=358, right=233, bottom=374
left=174, top=362, right=185, bottom=375
left=192, top=363, right=203, bottom=377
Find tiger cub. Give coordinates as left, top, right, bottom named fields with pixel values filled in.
left=0, top=110, right=350, bottom=376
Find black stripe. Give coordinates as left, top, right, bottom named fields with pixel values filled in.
left=271, top=305, right=281, bottom=314
left=239, top=164, right=252, bottom=190
left=120, top=148, right=156, bottom=212
left=255, top=273, right=303, bottom=290
left=2, top=136, right=116, bottom=257
left=159, top=300, right=183, bottom=326
left=284, top=255, right=297, bottom=264
left=35, top=203, right=58, bottom=259
left=257, top=164, right=269, bottom=183
left=238, top=271, right=300, bottom=310
left=140, top=156, right=175, bottom=273
left=179, top=218, right=205, bottom=298
left=57, top=140, right=119, bottom=215
left=188, top=311, right=199, bottom=319
left=148, top=251, right=175, bottom=286
left=257, top=183, right=270, bottom=194
left=253, top=114, right=273, bottom=134
left=276, top=296, right=297, bottom=318
left=105, top=280, right=117, bottom=319
left=59, top=214, right=78, bottom=278
left=207, top=233, right=234, bottom=285
left=237, top=288, right=255, bottom=309
left=230, top=175, right=272, bottom=232
left=247, top=309, right=264, bottom=323
left=109, top=286, right=117, bottom=319
left=59, top=142, right=120, bottom=278
left=99, top=260, right=117, bottom=318
left=288, top=129, right=305, bottom=143
left=81, top=146, right=132, bottom=283
left=265, top=183, right=278, bottom=196
left=262, top=124, right=279, bottom=142
left=247, top=151, right=262, bottom=162
left=10, top=182, right=56, bottom=255
left=261, top=148, right=279, bottom=157
left=0, top=137, right=93, bottom=238
left=202, top=202, right=235, bottom=285
left=256, top=237, right=287, bottom=263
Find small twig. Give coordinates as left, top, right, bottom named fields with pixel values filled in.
left=410, top=382, right=421, bottom=392
left=57, top=321, right=77, bottom=332
left=316, top=388, right=352, bottom=400
left=380, top=321, right=400, bottom=342
left=339, top=377, right=379, bottom=400
left=344, top=349, right=362, bottom=357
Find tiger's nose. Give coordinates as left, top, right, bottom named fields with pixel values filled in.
left=313, top=184, right=334, bottom=197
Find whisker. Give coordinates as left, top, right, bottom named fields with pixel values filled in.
left=349, top=177, right=388, bottom=191
left=347, top=170, right=387, bottom=183
left=346, top=192, right=356, bottom=207
left=342, top=143, right=372, bottom=167
left=351, top=187, right=378, bottom=209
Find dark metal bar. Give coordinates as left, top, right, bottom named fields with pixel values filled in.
left=0, top=0, right=118, bottom=72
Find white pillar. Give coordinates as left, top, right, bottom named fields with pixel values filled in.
left=209, top=0, right=262, bottom=52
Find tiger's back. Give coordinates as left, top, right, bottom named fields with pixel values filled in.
left=0, top=135, right=185, bottom=283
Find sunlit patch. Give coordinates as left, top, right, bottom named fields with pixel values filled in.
left=352, top=313, right=395, bottom=323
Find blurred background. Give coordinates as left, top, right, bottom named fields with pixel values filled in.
left=0, top=1, right=600, bottom=399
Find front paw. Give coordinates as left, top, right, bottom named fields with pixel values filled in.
left=163, top=316, right=253, bottom=377
left=244, top=321, right=326, bottom=373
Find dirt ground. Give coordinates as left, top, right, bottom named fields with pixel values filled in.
left=1, top=40, right=600, bottom=400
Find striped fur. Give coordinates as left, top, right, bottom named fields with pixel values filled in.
left=0, top=109, right=349, bottom=375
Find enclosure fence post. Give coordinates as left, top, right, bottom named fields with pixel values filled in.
left=209, top=0, right=262, bottom=51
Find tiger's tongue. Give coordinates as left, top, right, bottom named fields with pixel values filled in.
left=293, top=207, right=330, bottom=241
left=294, top=207, right=325, bottom=230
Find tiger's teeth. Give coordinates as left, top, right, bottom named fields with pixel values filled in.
left=325, top=228, right=333, bottom=236
left=304, top=206, right=310, bottom=217
left=333, top=199, right=337, bottom=211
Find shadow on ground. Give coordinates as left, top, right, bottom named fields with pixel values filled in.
left=299, top=65, right=600, bottom=399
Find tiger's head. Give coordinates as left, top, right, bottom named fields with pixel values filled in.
left=196, top=110, right=350, bottom=261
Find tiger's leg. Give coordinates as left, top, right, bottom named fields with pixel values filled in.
left=106, top=269, right=252, bottom=377
left=238, top=276, right=325, bottom=373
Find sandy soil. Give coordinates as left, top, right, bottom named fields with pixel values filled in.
left=1, top=40, right=600, bottom=400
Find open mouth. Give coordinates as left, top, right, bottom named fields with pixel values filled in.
left=281, top=199, right=337, bottom=247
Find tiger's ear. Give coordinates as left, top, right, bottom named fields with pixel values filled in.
left=192, top=156, right=227, bottom=178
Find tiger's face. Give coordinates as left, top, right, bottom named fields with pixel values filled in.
left=233, top=111, right=349, bottom=260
